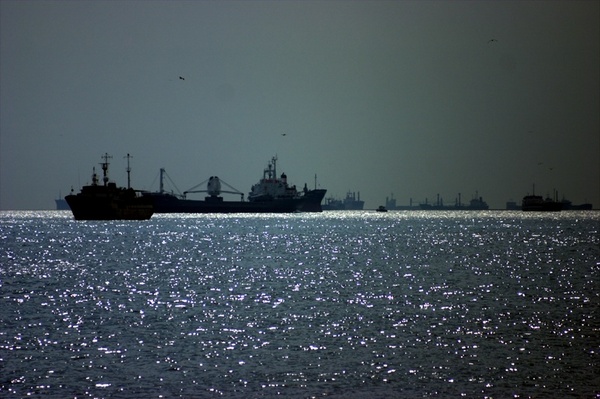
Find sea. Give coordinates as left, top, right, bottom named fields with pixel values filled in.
left=1, top=210, right=599, bottom=399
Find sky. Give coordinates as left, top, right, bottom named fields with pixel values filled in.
left=1, top=0, right=599, bottom=210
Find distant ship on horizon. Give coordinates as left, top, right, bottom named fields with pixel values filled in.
left=560, top=198, right=592, bottom=210
left=521, top=186, right=592, bottom=212
left=385, top=194, right=420, bottom=210
left=419, top=192, right=489, bottom=210
left=55, top=194, right=69, bottom=210
left=521, top=194, right=562, bottom=212
left=322, top=191, right=364, bottom=211
left=521, top=185, right=562, bottom=212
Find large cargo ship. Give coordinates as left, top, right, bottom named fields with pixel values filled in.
left=144, top=156, right=326, bottom=213
left=65, top=153, right=153, bottom=220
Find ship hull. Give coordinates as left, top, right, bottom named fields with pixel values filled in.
left=296, top=189, right=327, bottom=212
left=65, top=187, right=153, bottom=220
left=522, top=203, right=563, bottom=212
left=145, top=189, right=326, bottom=214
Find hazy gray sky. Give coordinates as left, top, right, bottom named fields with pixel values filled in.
left=1, top=0, right=598, bottom=210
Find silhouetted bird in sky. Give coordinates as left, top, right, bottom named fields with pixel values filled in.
left=488, top=39, right=497, bottom=43
left=179, top=76, right=185, bottom=80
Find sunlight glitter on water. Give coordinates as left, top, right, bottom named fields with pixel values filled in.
left=1, top=210, right=599, bottom=398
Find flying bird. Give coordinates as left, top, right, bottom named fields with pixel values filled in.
left=281, top=133, right=287, bottom=136
left=488, top=39, right=498, bottom=43
left=179, top=76, right=185, bottom=80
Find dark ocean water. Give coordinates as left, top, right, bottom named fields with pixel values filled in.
left=1, top=210, right=599, bottom=398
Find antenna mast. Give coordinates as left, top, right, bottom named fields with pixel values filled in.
left=124, top=153, right=132, bottom=189
left=100, top=153, right=112, bottom=186
left=160, top=168, right=165, bottom=194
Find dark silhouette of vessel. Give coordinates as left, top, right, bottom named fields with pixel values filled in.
left=144, top=156, right=326, bottom=213
left=420, top=192, right=489, bottom=210
left=521, top=195, right=562, bottom=212
left=322, top=191, right=365, bottom=210
left=521, top=186, right=562, bottom=212
left=55, top=195, right=69, bottom=210
left=65, top=153, right=153, bottom=220
left=560, top=198, right=592, bottom=210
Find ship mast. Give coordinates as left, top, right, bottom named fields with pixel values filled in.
left=124, top=153, right=132, bottom=189
left=264, top=156, right=278, bottom=181
left=100, top=153, right=112, bottom=186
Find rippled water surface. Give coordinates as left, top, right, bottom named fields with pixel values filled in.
left=1, top=210, right=599, bottom=398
